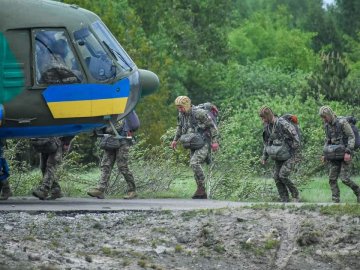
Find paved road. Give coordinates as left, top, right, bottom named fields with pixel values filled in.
left=0, top=197, right=337, bottom=212
left=0, top=197, right=254, bottom=212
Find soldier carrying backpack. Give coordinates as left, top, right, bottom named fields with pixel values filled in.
left=319, top=106, right=360, bottom=203
left=171, top=96, right=219, bottom=199
left=259, top=106, right=300, bottom=203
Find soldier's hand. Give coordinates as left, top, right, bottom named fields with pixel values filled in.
left=261, top=159, right=266, bottom=165
left=320, top=156, right=325, bottom=163
left=211, top=142, right=219, bottom=152
left=344, top=153, right=351, bottom=162
left=171, top=140, right=177, bottom=150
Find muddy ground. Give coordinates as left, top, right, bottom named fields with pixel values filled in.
left=0, top=206, right=359, bottom=270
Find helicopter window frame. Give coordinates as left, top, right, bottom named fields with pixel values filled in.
left=32, top=28, right=85, bottom=87
left=90, top=21, right=135, bottom=72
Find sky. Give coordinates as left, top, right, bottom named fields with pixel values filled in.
left=323, top=0, right=335, bottom=5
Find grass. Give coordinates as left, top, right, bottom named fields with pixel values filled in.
left=9, top=164, right=360, bottom=204
left=299, top=176, right=360, bottom=203
left=140, top=171, right=195, bottom=199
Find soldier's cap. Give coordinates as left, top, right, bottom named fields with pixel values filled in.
left=175, top=96, right=191, bottom=108
left=319, top=105, right=335, bottom=117
left=259, top=106, right=274, bottom=118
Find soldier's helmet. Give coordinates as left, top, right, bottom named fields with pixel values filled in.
left=175, top=96, right=191, bottom=110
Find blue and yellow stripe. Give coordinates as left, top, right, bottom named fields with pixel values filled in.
left=42, top=78, right=130, bottom=118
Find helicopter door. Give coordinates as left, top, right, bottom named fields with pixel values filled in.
left=34, top=29, right=83, bottom=85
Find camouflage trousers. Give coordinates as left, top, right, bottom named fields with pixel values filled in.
left=273, top=156, right=299, bottom=202
left=328, top=160, right=360, bottom=202
left=98, top=140, right=135, bottom=192
left=190, top=143, right=210, bottom=187
left=39, top=145, right=63, bottom=191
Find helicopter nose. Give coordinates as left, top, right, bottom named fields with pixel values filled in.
left=138, top=69, right=160, bottom=96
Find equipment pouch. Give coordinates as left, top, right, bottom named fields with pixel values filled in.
left=179, top=133, right=205, bottom=150
left=323, top=144, right=345, bottom=161
left=266, top=141, right=291, bottom=161
left=99, top=135, right=121, bottom=150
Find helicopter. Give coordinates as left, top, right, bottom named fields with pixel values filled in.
left=0, top=0, right=159, bottom=139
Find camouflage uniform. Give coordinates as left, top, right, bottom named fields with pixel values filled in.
left=321, top=106, right=360, bottom=203
left=174, top=106, right=218, bottom=189
left=262, top=117, right=300, bottom=202
left=0, top=139, right=11, bottom=200
left=98, top=120, right=136, bottom=193
left=33, top=137, right=70, bottom=200
left=39, top=138, right=63, bottom=191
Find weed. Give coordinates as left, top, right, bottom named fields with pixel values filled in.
left=319, top=204, right=360, bottom=216
left=151, top=227, right=167, bottom=234
left=102, top=246, right=112, bottom=256
left=214, top=244, right=226, bottom=254
left=138, top=259, right=147, bottom=268
left=122, top=259, right=130, bottom=267
left=181, top=210, right=199, bottom=221
left=23, top=235, right=36, bottom=241
left=264, top=239, right=280, bottom=249
left=174, top=244, right=183, bottom=253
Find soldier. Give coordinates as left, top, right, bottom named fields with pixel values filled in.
left=32, top=137, right=73, bottom=200
left=260, top=106, right=300, bottom=202
left=319, top=106, right=360, bottom=203
left=87, top=111, right=139, bottom=199
left=0, top=139, right=11, bottom=200
left=170, top=96, right=219, bottom=199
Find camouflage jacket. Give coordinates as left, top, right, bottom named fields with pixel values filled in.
left=104, top=120, right=126, bottom=136
left=174, top=106, right=218, bottom=144
left=324, top=117, right=355, bottom=153
left=262, top=117, right=300, bottom=161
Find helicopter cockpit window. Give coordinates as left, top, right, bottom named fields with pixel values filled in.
left=34, top=30, right=83, bottom=85
left=74, top=27, right=117, bottom=81
left=91, top=21, right=135, bottom=72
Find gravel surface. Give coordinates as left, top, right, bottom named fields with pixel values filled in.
left=0, top=207, right=360, bottom=270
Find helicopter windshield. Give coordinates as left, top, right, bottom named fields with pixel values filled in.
left=34, top=30, right=83, bottom=85
left=74, top=27, right=117, bottom=82
left=91, top=21, right=135, bottom=72
left=73, top=22, right=135, bottom=82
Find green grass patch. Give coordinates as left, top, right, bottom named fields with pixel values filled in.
left=299, top=176, right=360, bottom=203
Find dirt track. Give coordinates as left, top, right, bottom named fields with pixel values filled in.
left=0, top=198, right=359, bottom=270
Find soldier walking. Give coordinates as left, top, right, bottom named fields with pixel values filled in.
left=259, top=106, right=300, bottom=202
left=87, top=111, right=139, bottom=199
left=319, top=106, right=360, bottom=203
left=170, top=96, right=219, bottom=199
left=32, top=137, right=72, bottom=200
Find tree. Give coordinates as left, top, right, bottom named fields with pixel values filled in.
left=228, top=10, right=317, bottom=72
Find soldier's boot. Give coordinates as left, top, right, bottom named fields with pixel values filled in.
left=279, top=196, right=289, bottom=203
left=356, top=189, right=360, bottom=203
left=124, top=191, right=137, bottom=200
left=48, top=187, right=63, bottom=200
left=192, top=184, right=207, bottom=199
left=0, top=180, right=13, bottom=200
left=332, top=196, right=340, bottom=203
left=87, top=188, right=105, bottom=199
left=32, top=186, right=49, bottom=200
